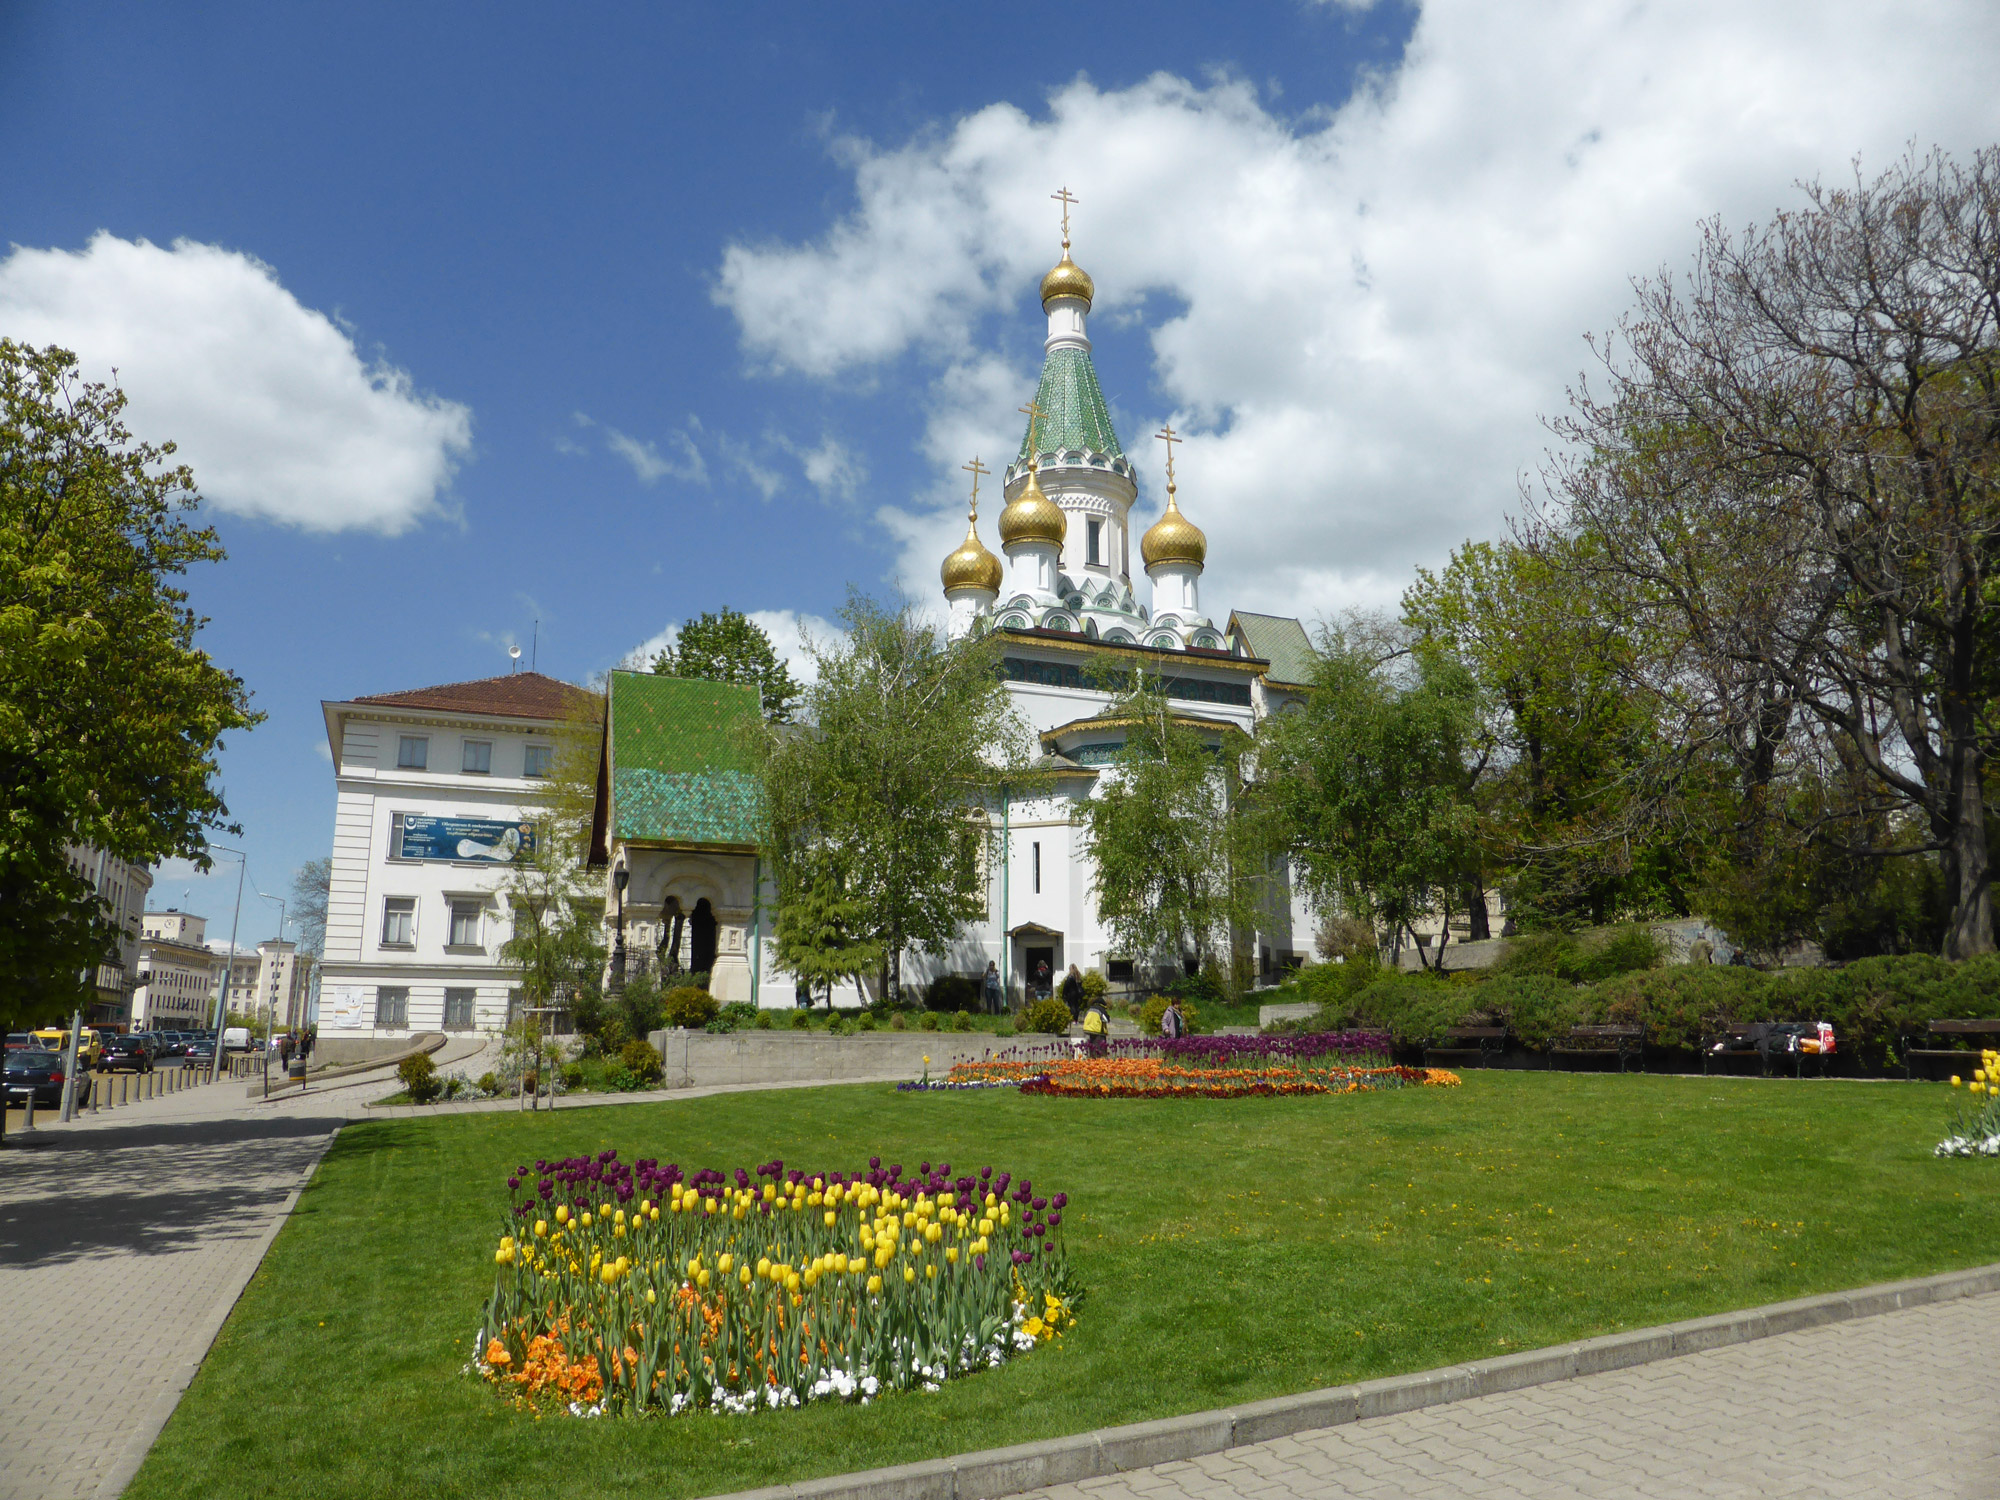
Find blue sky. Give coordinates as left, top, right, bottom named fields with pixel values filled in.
left=4, top=1, right=1998, bottom=944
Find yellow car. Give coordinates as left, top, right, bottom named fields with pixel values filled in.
left=30, top=1028, right=105, bottom=1071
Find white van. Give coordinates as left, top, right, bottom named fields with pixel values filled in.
left=222, top=1027, right=250, bottom=1053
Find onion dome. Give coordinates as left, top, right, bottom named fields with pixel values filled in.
left=1141, top=487, right=1207, bottom=569
left=941, top=514, right=1002, bottom=594
left=1039, top=250, right=1095, bottom=311
left=998, top=466, right=1066, bottom=548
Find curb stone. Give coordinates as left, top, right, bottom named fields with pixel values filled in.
left=700, top=1260, right=2000, bottom=1500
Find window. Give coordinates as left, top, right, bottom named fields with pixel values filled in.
left=523, top=742, right=553, bottom=779
left=1107, top=958, right=1135, bottom=983
left=381, top=897, right=416, bottom=947
left=374, top=987, right=409, bottom=1029
left=462, top=739, right=492, bottom=774
left=1087, top=518, right=1102, bottom=566
left=443, top=988, right=476, bottom=1030
left=1032, top=841, right=1042, bottom=894
left=397, top=735, right=429, bottom=770
left=448, top=900, right=482, bottom=948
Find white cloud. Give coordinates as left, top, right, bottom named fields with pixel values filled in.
left=787, top=434, right=867, bottom=502
left=621, top=609, right=840, bottom=684
left=601, top=421, right=708, bottom=486
left=0, top=233, right=470, bottom=534
left=715, top=3, right=2000, bottom=621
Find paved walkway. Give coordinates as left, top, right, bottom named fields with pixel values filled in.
left=1023, top=1290, right=2000, bottom=1500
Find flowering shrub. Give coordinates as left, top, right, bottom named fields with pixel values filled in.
left=1936, top=1049, right=2000, bottom=1157
left=477, top=1151, right=1079, bottom=1417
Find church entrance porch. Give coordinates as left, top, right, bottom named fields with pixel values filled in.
left=1009, top=923, right=1064, bottom=1005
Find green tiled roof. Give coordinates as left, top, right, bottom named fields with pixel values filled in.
left=1015, top=347, right=1124, bottom=463
left=609, top=672, right=763, bottom=848
left=1229, top=612, right=1318, bottom=686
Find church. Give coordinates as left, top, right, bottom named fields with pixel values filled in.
left=597, top=212, right=1324, bottom=1008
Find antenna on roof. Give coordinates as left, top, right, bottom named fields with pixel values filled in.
left=508, top=645, right=522, bottom=673
left=532, top=620, right=539, bottom=673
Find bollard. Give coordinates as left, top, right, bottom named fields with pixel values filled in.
left=89, top=1080, right=98, bottom=1113
left=120, top=1075, right=128, bottom=1107
left=21, top=1093, right=35, bottom=1131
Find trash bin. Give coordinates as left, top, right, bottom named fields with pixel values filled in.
left=287, top=1058, right=307, bottom=1086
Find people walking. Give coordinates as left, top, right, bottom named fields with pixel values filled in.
left=1081, top=992, right=1110, bottom=1056
left=1060, top=964, right=1084, bottom=1020
left=982, top=960, right=1003, bottom=1015
left=1160, top=997, right=1187, bottom=1039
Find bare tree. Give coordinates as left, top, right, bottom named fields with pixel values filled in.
left=1539, top=148, right=2000, bottom=956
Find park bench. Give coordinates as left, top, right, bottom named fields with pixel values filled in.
left=1702, top=1022, right=1826, bottom=1079
left=1423, top=1025, right=1507, bottom=1069
left=1551, top=1024, right=1645, bottom=1074
left=1899, top=1019, right=2000, bottom=1082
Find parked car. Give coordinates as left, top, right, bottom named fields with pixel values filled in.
left=99, top=1035, right=154, bottom=1074
left=3, top=1033, right=33, bottom=1055
left=183, top=1038, right=215, bottom=1063
left=4, top=1050, right=91, bottom=1110
left=222, top=1026, right=249, bottom=1053
left=152, top=1033, right=187, bottom=1059
left=30, top=1028, right=104, bottom=1070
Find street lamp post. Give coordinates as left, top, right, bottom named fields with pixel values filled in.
left=205, top=846, right=248, bottom=1086
left=610, top=865, right=630, bottom=995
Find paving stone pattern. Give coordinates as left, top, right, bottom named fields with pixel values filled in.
left=0, top=1077, right=351, bottom=1500
left=1023, top=1291, right=2000, bottom=1500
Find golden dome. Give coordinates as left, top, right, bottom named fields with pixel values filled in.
left=1039, top=250, right=1095, bottom=311
left=998, top=467, right=1066, bottom=548
left=1141, top=487, right=1207, bottom=569
left=941, top=515, right=1002, bottom=594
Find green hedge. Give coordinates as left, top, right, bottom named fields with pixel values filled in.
left=1273, top=952, right=2000, bottom=1068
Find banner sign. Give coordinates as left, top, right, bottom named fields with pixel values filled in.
left=397, top=814, right=535, bottom=864
left=324, top=985, right=368, bottom=1029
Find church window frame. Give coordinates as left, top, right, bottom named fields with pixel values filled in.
left=1087, top=519, right=1102, bottom=566
left=1032, top=841, right=1042, bottom=894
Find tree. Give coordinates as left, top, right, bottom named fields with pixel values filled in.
left=0, top=342, right=258, bottom=1029
left=653, top=606, right=799, bottom=723
left=770, top=866, right=883, bottom=1008
left=290, top=857, right=331, bottom=959
left=1079, top=679, right=1259, bottom=978
left=1257, top=625, right=1482, bottom=969
left=499, top=685, right=606, bottom=1025
left=755, top=594, right=1026, bottom=1004
left=1538, top=148, right=2000, bottom=957
left=1402, top=538, right=1697, bottom=929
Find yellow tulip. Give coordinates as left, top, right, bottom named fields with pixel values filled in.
left=925, top=1224, right=942, bottom=1244
left=740, top=1266, right=752, bottom=1286
left=556, top=1205, right=570, bottom=1225
left=650, top=1207, right=660, bottom=1222
left=786, top=1272, right=801, bottom=1293
left=718, top=1254, right=733, bottom=1274
left=824, top=1210, right=837, bottom=1227
left=946, top=1247, right=958, bottom=1264
left=1978, top=1071, right=1988, bottom=1084
left=646, top=1288, right=657, bottom=1304
left=1953, top=1076, right=1963, bottom=1087
left=867, top=1274, right=883, bottom=1294
left=926, top=1263, right=938, bottom=1279
left=905, top=1266, right=916, bottom=1283
left=534, top=1220, right=547, bottom=1237
left=697, top=1269, right=712, bottom=1288
left=580, top=1212, right=592, bottom=1229
left=757, top=1256, right=772, bottom=1277
left=614, top=1209, right=626, bottom=1226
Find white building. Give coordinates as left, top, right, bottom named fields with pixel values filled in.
left=927, top=232, right=1322, bottom=996
left=318, top=672, right=595, bottom=1038
left=135, top=910, right=219, bottom=1031
left=63, top=844, right=152, bottom=1028
left=253, top=940, right=313, bottom=1031
left=212, top=945, right=261, bottom=1017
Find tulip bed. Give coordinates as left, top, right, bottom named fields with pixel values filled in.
left=477, top=1152, right=1078, bottom=1417
left=926, top=1031, right=1456, bottom=1100
left=1936, top=1047, right=2000, bottom=1156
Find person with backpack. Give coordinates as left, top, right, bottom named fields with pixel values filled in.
left=1080, top=992, right=1110, bottom=1056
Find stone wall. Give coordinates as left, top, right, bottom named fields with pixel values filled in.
left=644, top=1028, right=1064, bottom=1089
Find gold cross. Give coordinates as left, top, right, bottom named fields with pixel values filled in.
left=1155, top=423, right=1181, bottom=491
left=1051, top=186, right=1079, bottom=249
left=962, top=456, right=989, bottom=518
left=1019, top=399, right=1047, bottom=452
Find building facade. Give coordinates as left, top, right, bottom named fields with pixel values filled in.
left=135, top=911, right=219, bottom=1031
left=252, top=940, right=314, bottom=1031
left=63, top=844, right=152, bottom=1028
left=927, top=233, right=1322, bottom=997
left=318, top=672, right=595, bottom=1039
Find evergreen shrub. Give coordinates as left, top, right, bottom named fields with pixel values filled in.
left=918, top=1012, right=940, bottom=1032
left=618, top=1038, right=664, bottom=1085
left=1023, top=998, right=1072, bottom=1034
left=663, top=986, right=719, bottom=1029
left=948, top=1011, right=974, bottom=1033
left=753, top=1010, right=775, bottom=1030
left=398, top=1051, right=440, bottom=1104
left=925, top=974, right=981, bottom=1013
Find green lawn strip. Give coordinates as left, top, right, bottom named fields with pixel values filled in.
left=129, top=1073, right=1998, bottom=1500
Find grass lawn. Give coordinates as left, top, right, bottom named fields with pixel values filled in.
left=131, top=1071, right=1998, bottom=1499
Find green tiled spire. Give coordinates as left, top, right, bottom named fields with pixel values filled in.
left=609, top=671, right=764, bottom=848
left=1015, top=347, right=1125, bottom=464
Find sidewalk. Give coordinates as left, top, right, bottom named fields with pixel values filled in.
left=0, top=1063, right=394, bottom=1500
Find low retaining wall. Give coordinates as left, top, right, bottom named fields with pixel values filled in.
left=314, top=1036, right=428, bottom=1068
left=645, top=1030, right=1046, bottom=1089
